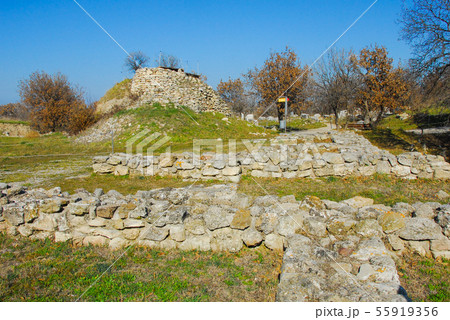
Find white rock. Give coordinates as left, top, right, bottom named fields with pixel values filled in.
left=357, top=263, right=376, bottom=281
left=179, top=235, right=211, bottom=251
left=264, top=234, right=284, bottom=251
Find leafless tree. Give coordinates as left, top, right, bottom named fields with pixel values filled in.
left=216, top=76, right=259, bottom=115
left=313, top=48, right=359, bottom=127
left=124, top=51, right=149, bottom=73
left=157, top=53, right=181, bottom=69
left=399, top=0, right=449, bottom=78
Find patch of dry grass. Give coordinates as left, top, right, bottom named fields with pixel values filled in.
left=239, top=174, right=450, bottom=206
left=42, top=173, right=222, bottom=195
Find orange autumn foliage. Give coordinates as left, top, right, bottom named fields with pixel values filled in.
left=18, top=71, right=96, bottom=134
left=353, top=46, right=410, bottom=127
left=249, top=47, right=311, bottom=118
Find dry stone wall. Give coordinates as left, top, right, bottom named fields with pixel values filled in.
left=1, top=182, right=449, bottom=301
left=0, top=123, right=33, bottom=137
left=93, top=131, right=450, bottom=180
left=131, top=67, right=229, bottom=114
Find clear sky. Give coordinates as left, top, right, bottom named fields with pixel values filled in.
left=0, top=0, right=412, bottom=105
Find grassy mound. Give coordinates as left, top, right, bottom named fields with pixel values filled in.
left=112, top=103, right=274, bottom=153
left=98, top=79, right=132, bottom=104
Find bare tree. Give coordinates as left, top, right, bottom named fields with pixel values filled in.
left=217, top=77, right=258, bottom=115
left=157, top=53, right=181, bottom=69
left=399, top=0, right=449, bottom=78
left=124, top=51, right=149, bottom=73
left=313, top=48, right=358, bottom=127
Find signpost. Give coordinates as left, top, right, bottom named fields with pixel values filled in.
left=278, top=97, right=289, bottom=132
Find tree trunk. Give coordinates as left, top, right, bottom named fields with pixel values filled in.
left=333, top=108, right=339, bottom=129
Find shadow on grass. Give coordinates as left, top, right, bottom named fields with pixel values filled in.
left=363, top=128, right=415, bottom=152
left=412, top=112, right=450, bottom=129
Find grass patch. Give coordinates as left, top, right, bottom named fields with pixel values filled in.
left=0, top=119, right=30, bottom=125
left=362, top=114, right=450, bottom=160
left=113, top=103, right=274, bottom=153
left=0, top=104, right=274, bottom=185
left=98, top=79, right=132, bottom=104
left=0, top=233, right=282, bottom=302
left=43, top=173, right=222, bottom=195
left=239, top=174, right=450, bottom=206
left=397, top=252, right=449, bottom=302
left=0, top=133, right=109, bottom=185
left=259, top=118, right=326, bottom=131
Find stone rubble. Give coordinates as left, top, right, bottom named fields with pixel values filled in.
left=1, top=182, right=449, bottom=301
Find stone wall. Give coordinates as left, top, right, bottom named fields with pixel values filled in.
left=1, top=182, right=449, bottom=301
left=93, top=131, right=450, bottom=181
left=0, top=122, right=34, bottom=137
left=131, top=67, right=229, bottom=114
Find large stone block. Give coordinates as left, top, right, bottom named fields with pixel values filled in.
left=96, top=205, right=118, bottom=219
left=378, top=211, right=405, bottom=233
left=398, top=218, right=443, bottom=241
left=179, top=235, right=211, bottom=251
left=242, top=228, right=263, bottom=247
left=264, top=234, right=284, bottom=251
left=230, top=209, right=251, bottom=230
left=210, top=228, right=243, bottom=252
left=93, top=163, right=114, bottom=174
left=204, top=206, right=233, bottom=230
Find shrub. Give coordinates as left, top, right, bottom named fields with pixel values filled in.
left=25, top=131, right=40, bottom=138
left=18, top=71, right=97, bottom=134
left=0, top=102, right=29, bottom=120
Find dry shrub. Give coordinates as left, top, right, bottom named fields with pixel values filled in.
left=25, top=130, right=40, bottom=138
left=0, top=102, right=29, bottom=120
left=19, top=71, right=98, bottom=135
left=67, top=103, right=97, bottom=135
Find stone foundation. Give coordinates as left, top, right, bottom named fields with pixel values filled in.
left=93, top=131, right=450, bottom=181
left=1, top=182, right=449, bottom=301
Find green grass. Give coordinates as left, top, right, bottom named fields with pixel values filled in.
left=113, top=103, right=275, bottom=153
left=376, top=115, right=418, bottom=131
left=0, top=104, right=275, bottom=186
left=397, top=253, right=449, bottom=302
left=362, top=114, right=450, bottom=159
left=0, top=133, right=110, bottom=185
left=0, top=119, right=30, bottom=125
left=98, top=78, right=132, bottom=104
left=258, top=117, right=326, bottom=131
left=239, top=174, right=450, bottom=206
left=0, top=233, right=282, bottom=302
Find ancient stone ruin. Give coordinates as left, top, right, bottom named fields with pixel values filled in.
left=131, top=67, right=229, bottom=114
left=93, top=130, right=450, bottom=181
left=1, top=182, right=449, bottom=301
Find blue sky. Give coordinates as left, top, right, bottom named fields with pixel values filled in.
left=0, top=0, right=412, bottom=105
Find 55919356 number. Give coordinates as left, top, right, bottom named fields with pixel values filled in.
left=376, top=306, right=438, bottom=317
